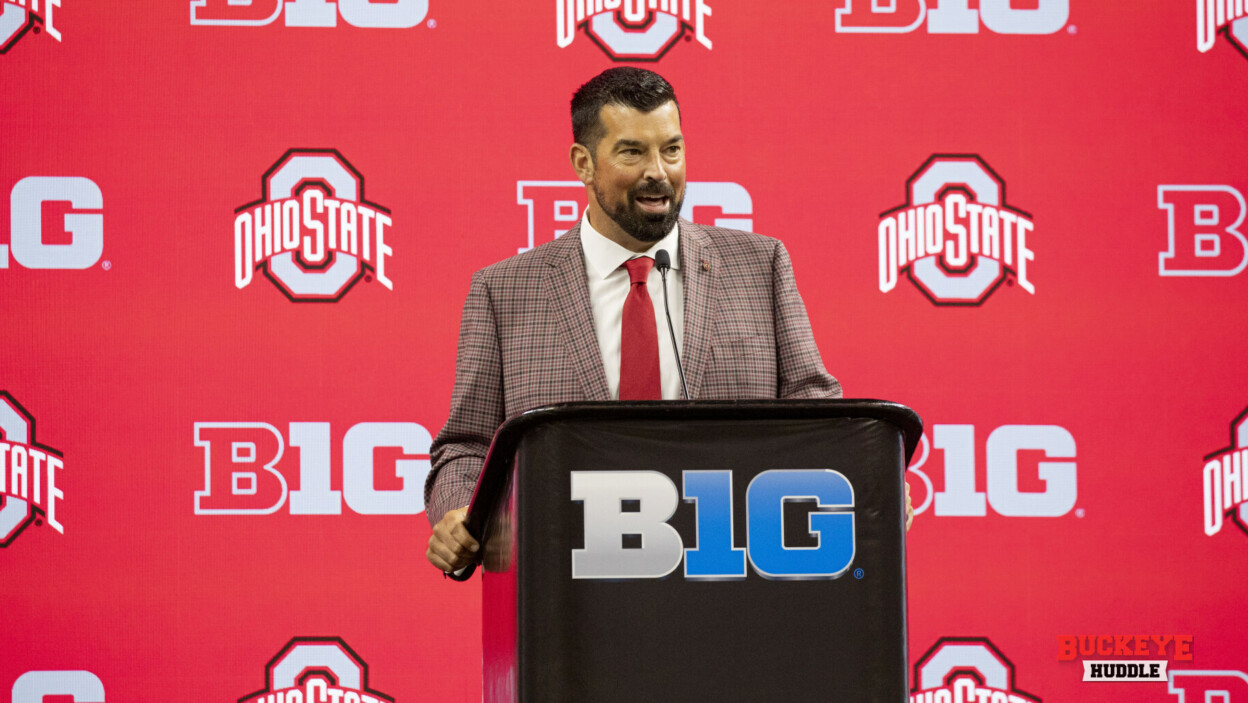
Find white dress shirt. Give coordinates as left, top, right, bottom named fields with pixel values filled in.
left=579, top=214, right=686, bottom=400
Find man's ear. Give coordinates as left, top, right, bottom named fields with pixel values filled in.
left=570, top=143, right=594, bottom=186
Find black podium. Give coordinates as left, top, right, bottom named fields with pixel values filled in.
left=461, top=399, right=922, bottom=702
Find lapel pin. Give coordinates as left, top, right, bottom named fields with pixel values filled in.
left=702, top=261, right=710, bottom=271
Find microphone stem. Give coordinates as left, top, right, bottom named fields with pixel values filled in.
left=659, top=267, right=690, bottom=400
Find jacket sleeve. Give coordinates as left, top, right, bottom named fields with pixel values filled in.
left=425, top=270, right=506, bottom=525
left=772, top=240, right=843, bottom=399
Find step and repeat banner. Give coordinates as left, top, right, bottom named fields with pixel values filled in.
left=3, top=1, right=1248, bottom=701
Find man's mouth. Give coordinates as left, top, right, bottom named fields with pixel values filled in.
left=634, top=194, right=670, bottom=213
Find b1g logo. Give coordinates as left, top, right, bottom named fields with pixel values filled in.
left=11, top=671, right=105, bottom=702
left=1169, top=670, right=1248, bottom=702
left=239, top=637, right=393, bottom=703
left=194, top=421, right=430, bottom=516
left=235, top=149, right=393, bottom=302
left=573, top=469, right=854, bottom=580
left=1157, top=185, right=1247, bottom=277
left=836, top=0, right=1068, bottom=35
left=906, top=424, right=1077, bottom=518
left=556, top=0, right=712, bottom=61
left=879, top=155, right=1035, bottom=305
left=1202, top=406, right=1248, bottom=537
left=912, top=637, right=1041, bottom=703
left=0, top=391, right=65, bottom=548
left=3, top=177, right=103, bottom=271
left=1, top=0, right=62, bottom=53
left=517, top=180, right=752, bottom=253
left=1197, top=0, right=1248, bottom=59
left=190, top=0, right=427, bottom=28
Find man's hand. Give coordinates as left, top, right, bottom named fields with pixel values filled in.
left=905, top=482, right=914, bottom=532
left=426, top=506, right=479, bottom=573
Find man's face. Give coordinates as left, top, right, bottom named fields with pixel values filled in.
left=586, top=101, right=686, bottom=245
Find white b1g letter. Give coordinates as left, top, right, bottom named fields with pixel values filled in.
left=6, top=177, right=103, bottom=270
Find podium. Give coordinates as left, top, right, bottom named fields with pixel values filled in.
left=461, top=399, right=922, bottom=702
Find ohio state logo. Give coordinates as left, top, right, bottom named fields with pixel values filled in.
left=879, top=155, right=1035, bottom=305
left=912, top=637, right=1041, bottom=703
left=556, top=0, right=711, bottom=61
left=234, top=149, right=393, bottom=302
left=1202, top=406, right=1248, bottom=538
left=238, top=637, right=393, bottom=703
left=1, top=0, right=61, bottom=53
left=1198, top=0, right=1248, bottom=59
left=516, top=180, right=752, bottom=253
left=0, top=391, right=65, bottom=547
left=1157, top=185, right=1247, bottom=277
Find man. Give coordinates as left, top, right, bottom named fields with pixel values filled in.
left=424, top=68, right=906, bottom=574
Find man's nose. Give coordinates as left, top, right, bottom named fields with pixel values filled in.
left=641, top=149, right=668, bottom=182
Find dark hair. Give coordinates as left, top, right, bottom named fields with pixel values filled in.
left=571, top=67, right=680, bottom=153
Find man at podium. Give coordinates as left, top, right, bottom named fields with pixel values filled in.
left=424, top=67, right=851, bottom=574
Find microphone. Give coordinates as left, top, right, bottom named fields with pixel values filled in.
left=654, top=249, right=690, bottom=400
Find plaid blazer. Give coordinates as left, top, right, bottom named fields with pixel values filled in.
left=424, top=219, right=842, bottom=523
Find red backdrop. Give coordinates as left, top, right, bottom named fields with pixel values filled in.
left=3, top=1, right=1248, bottom=701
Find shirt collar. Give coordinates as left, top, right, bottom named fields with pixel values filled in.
left=580, top=213, right=681, bottom=280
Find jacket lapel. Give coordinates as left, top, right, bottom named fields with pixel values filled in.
left=678, top=220, right=718, bottom=399
left=543, top=224, right=612, bottom=401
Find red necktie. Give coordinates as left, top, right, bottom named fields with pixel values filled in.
left=619, top=256, right=661, bottom=400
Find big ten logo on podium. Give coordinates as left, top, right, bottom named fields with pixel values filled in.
left=906, top=424, right=1077, bottom=518
left=911, top=638, right=1041, bottom=702
left=10, top=671, right=105, bottom=703
left=516, top=180, right=752, bottom=253
left=1157, top=185, right=1248, bottom=278
left=193, top=421, right=432, bottom=516
left=190, top=0, right=428, bottom=28
left=238, top=637, right=393, bottom=703
left=571, top=469, right=855, bottom=580
left=2, top=177, right=103, bottom=271
left=835, top=0, right=1068, bottom=35
left=556, top=0, right=713, bottom=62
left=1, top=0, right=62, bottom=52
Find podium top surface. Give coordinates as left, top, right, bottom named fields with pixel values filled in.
left=489, top=397, right=923, bottom=463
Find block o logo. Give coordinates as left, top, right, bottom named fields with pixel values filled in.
left=556, top=0, right=712, bottom=61
left=912, top=637, right=1041, bottom=702
left=234, top=149, right=393, bottom=302
left=1, top=391, right=65, bottom=547
left=1, top=1, right=61, bottom=53
left=239, top=637, right=393, bottom=703
left=879, top=155, right=1036, bottom=305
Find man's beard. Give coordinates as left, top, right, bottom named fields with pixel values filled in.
left=595, top=180, right=683, bottom=243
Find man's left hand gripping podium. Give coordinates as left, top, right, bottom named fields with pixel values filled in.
left=448, top=398, right=922, bottom=703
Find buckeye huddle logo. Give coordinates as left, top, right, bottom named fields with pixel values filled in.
left=1, top=0, right=61, bottom=53
left=0, top=391, right=64, bottom=547
left=911, top=637, right=1041, bottom=703
left=1202, top=406, right=1248, bottom=537
left=234, top=149, right=394, bottom=302
left=1198, top=0, right=1248, bottom=59
left=879, top=155, right=1036, bottom=305
left=556, top=0, right=712, bottom=61
left=239, top=637, right=393, bottom=703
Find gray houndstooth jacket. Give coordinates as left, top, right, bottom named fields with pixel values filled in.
left=423, top=219, right=842, bottom=524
